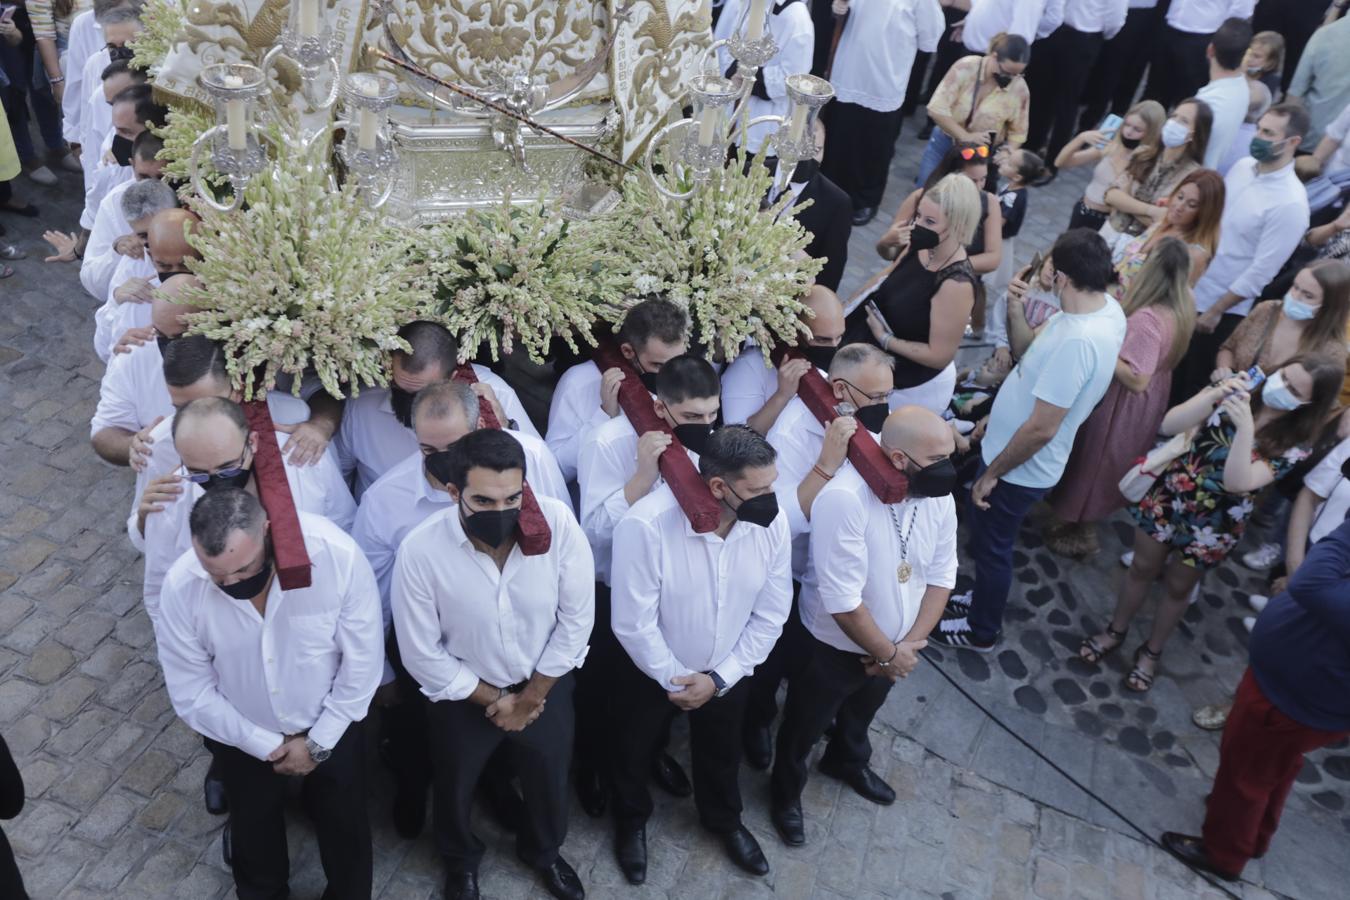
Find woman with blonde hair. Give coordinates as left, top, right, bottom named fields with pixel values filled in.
left=1045, top=237, right=1197, bottom=557
left=1112, top=168, right=1225, bottom=296
left=847, top=173, right=981, bottom=414
left=1056, top=100, right=1165, bottom=233
left=1102, top=98, right=1213, bottom=240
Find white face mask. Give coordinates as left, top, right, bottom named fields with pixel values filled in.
left=1161, top=119, right=1190, bottom=148
left=1261, top=371, right=1306, bottom=411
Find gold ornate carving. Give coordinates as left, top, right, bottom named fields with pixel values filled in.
left=609, top=0, right=710, bottom=163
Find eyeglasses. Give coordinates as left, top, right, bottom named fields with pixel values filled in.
left=835, top=378, right=889, bottom=405
left=959, top=145, right=990, bottom=161
left=183, top=446, right=249, bottom=484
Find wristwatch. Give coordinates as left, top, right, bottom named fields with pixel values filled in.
left=705, top=671, right=730, bottom=698
left=304, top=736, right=331, bottom=764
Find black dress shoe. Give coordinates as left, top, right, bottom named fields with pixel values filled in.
left=743, top=723, right=772, bottom=771
left=220, top=820, right=233, bottom=868
left=392, top=780, right=425, bottom=839
left=444, top=870, right=481, bottom=900
left=1160, top=832, right=1240, bottom=882
left=204, top=766, right=228, bottom=815
left=650, top=752, right=692, bottom=798
left=771, top=802, right=805, bottom=846
left=480, top=777, right=525, bottom=833
left=615, top=826, right=648, bottom=885
left=851, top=206, right=877, bottom=227
left=817, top=760, right=896, bottom=806
left=721, top=826, right=770, bottom=876
left=575, top=767, right=607, bottom=817
left=537, top=855, right=585, bottom=900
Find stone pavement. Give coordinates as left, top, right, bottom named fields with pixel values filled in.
left=1, top=109, right=1348, bottom=900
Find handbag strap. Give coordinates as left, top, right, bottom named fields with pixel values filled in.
left=1249, top=304, right=1281, bottom=370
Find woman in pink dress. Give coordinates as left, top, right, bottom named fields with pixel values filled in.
left=1045, top=238, right=1198, bottom=557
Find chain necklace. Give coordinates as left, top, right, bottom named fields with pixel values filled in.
left=887, top=501, right=919, bottom=584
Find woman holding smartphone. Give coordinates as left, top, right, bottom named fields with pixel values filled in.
left=846, top=173, right=981, bottom=415
left=1055, top=101, right=1165, bottom=232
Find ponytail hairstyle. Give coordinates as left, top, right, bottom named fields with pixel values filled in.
left=1249, top=353, right=1345, bottom=458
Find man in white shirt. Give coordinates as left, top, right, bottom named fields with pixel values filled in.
left=1024, top=0, right=1127, bottom=164
left=81, top=82, right=164, bottom=240
left=546, top=296, right=688, bottom=483
left=1172, top=102, right=1312, bottom=402
left=157, top=489, right=383, bottom=900
left=933, top=229, right=1126, bottom=651
left=59, top=2, right=110, bottom=149
left=959, top=0, right=1054, bottom=55
left=769, top=406, right=957, bottom=845
left=80, top=130, right=166, bottom=303
left=610, top=425, right=791, bottom=882
left=71, top=7, right=141, bottom=189
left=335, top=320, right=538, bottom=496
left=1195, top=18, right=1256, bottom=170
left=714, top=0, right=814, bottom=158
left=392, top=429, right=593, bottom=900
left=1146, top=0, right=1256, bottom=111
left=820, top=0, right=944, bottom=225
left=92, top=178, right=177, bottom=361
left=1313, top=101, right=1350, bottom=177
left=721, top=283, right=845, bottom=433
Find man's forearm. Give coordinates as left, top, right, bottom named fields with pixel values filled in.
left=305, top=391, right=344, bottom=435
left=833, top=605, right=899, bottom=662
left=984, top=423, right=1052, bottom=481
left=746, top=390, right=793, bottom=436
left=1208, top=291, right=1244, bottom=317
left=902, top=585, right=952, bottom=644
left=91, top=428, right=134, bottom=466
left=467, top=679, right=504, bottom=707
left=519, top=672, right=559, bottom=706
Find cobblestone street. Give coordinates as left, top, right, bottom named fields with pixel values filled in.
left=1, top=115, right=1347, bottom=899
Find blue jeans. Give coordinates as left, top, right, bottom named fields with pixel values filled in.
left=966, top=462, right=1047, bottom=641
left=915, top=128, right=954, bottom=187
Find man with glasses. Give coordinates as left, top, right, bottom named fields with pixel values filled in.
left=91, top=177, right=177, bottom=361
left=769, top=405, right=957, bottom=846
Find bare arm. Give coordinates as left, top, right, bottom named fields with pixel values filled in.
left=981, top=400, right=1068, bottom=482
left=877, top=190, right=922, bottom=258
left=832, top=605, right=902, bottom=663
left=1054, top=134, right=1106, bottom=171
left=1285, top=486, right=1321, bottom=574
left=91, top=427, right=135, bottom=466
left=1113, top=357, right=1151, bottom=393
left=1313, top=135, right=1340, bottom=165
left=1187, top=246, right=1210, bottom=286
left=1161, top=384, right=1225, bottom=435
left=1103, top=185, right=1165, bottom=223
left=879, top=279, right=974, bottom=370
left=966, top=194, right=1003, bottom=275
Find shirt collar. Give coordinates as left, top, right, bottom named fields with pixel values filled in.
left=378, top=389, right=394, bottom=415
left=1250, top=158, right=1297, bottom=181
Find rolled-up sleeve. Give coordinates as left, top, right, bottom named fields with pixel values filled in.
left=308, top=549, right=384, bottom=749
left=812, top=486, right=869, bottom=615
left=534, top=512, right=595, bottom=676
left=391, top=546, right=482, bottom=701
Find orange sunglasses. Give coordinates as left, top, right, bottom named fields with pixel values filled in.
left=959, top=145, right=990, bottom=161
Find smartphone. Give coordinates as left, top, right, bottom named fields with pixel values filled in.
left=1097, top=113, right=1123, bottom=147
left=0, top=6, right=15, bottom=24
left=1243, top=365, right=1266, bottom=391
left=865, top=299, right=884, bottom=324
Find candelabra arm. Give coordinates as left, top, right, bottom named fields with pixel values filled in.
left=190, top=126, right=247, bottom=214
left=643, top=118, right=702, bottom=203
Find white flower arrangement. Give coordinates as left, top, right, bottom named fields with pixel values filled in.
left=129, top=0, right=185, bottom=75
left=179, top=132, right=434, bottom=400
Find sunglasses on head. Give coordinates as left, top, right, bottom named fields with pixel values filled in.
left=960, top=145, right=990, bottom=161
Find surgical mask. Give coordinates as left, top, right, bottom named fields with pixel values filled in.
left=992, top=72, right=1013, bottom=89
left=904, top=456, right=958, bottom=499
left=389, top=385, right=415, bottom=428
left=111, top=135, right=134, bottom=167
left=725, top=484, right=779, bottom=528
left=460, top=503, right=520, bottom=549
left=1281, top=293, right=1318, bottom=321
left=801, top=343, right=838, bottom=372
left=910, top=224, right=941, bottom=252
left=1119, top=135, right=1141, bottom=150
left=1246, top=65, right=1265, bottom=78
left=1160, top=119, right=1190, bottom=148
left=424, top=449, right=455, bottom=486
left=1249, top=136, right=1286, bottom=162
left=1261, top=372, right=1306, bottom=411
left=673, top=421, right=717, bottom=456
left=218, top=552, right=273, bottom=601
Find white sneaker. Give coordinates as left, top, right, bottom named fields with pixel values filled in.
left=1243, top=616, right=1256, bottom=632
left=1120, top=550, right=1134, bottom=567
left=1241, top=542, right=1282, bottom=572
left=1248, top=594, right=1269, bottom=614
left=947, top=591, right=972, bottom=615
left=26, top=165, right=57, bottom=187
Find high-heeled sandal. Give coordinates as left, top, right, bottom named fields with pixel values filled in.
left=1124, top=644, right=1161, bottom=693
left=1077, top=625, right=1127, bottom=665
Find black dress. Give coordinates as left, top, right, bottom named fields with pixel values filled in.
left=0, top=734, right=27, bottom=900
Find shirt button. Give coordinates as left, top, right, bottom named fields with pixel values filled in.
left=267, top=658, right=274, bottom=664
left=271, top=688, right=279, bottom=694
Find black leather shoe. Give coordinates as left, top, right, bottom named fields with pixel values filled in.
left=537, top=855, right=585, bottom=900
left=743, top=723, right=772, bottom=771
left=771, top=802, right=805, bottom=846
left=650, top=752, right=692, bottom=798
left=575, top=768, right=607, bottom=818
left=480, top=777, right=524, bottom=833
left=615, top=826, right=648, bottom=885
left=392, top=780, right=425, bottom=839
left=817, top=760, right=896, bottom=806
left=204, top=765, right=228, bottom=815
left=722, top=826, right=769, bottom=876
left=851, top=206, right=877, bottom=227
left=220, top=820, right=233, bottom=868
left=444, top=870, right=481, bottom=900
left=1160, top=832, right=1240, bottom=882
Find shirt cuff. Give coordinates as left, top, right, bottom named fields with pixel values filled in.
left=712, top=658, right=747, bottom=690
left=423, top=662, right=482, bottom=703
left=242, top=726, right=287, bottom=762
left=307, top=710, right=350, bottom=752
left=819, top=590, right=863, bottom=616
left=536, top=643, right=590, bottom=679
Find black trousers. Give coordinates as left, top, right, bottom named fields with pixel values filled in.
left=1169, top=312, right=1245, bottom=407
left=574, top=581, right=621, bottom=783
left=1026, top=26, right=1107, bottom=162
left=1079, top=5, right=1164, bottom=130
left=384, top=631, right=431, bottom=797
left=206, top=723, right=372, bottom=900
left=770, top=634, right=894, bottom=807
left=428, top=673, right=575, bottom=873
left=609, top=655, right=751, bottom=834
left=1145, top=26, right=1214, bottom=112
left=1068, top=201, right=1109, bottom=233
left=903, top=7, right=967, bottom=115
left=821, top=101, right=905, bottom=211
left=1253, top=0, right=1328, bottom=93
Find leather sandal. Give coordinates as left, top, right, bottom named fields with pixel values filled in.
left=1078, top=625, right=1126, bottom=665
left=1124, top=644, right=1161, bottom=693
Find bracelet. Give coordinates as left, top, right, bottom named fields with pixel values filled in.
left=811, top=463, right=834, bottom=482
left=877, top=644, right=899, bottom=667
left=47, top=75, right=64, bottom=84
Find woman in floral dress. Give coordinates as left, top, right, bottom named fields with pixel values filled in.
left=1075, top=354, right=1344, bottom=692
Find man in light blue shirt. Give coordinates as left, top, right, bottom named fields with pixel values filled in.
left=932, top=229, right=1126, bottom=650
left=1288, top=12, right=1350, bottom=144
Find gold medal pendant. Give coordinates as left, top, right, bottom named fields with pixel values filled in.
left=897, top=562, right=912, bottom=584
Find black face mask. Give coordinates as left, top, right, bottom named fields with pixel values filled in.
left=1119, top=135, right=1141, bottom=150
left=673, top=421, right=718, bottom=456
left=790, top=158, right=819, bottom=184
left=156, top=333, right=174, bottom=355
left=201, top=464, right=252, bottom=494
left=390, top=385, right=415, bottom=428
left=855, top=402, right=889, bottom=434
left=461, top=504, right=519, bottom=549
left=111, top=135, right=135, bottom=167
left=219, top=551, right=273, bottom=600
left=910, top=224, right=941, bottom=252
left=905, top=456, right=958, bottom=499
left=424, top=450, right=455, bottom=486
left=727, top=486, right=779, bottom=528
left=800, top=343, right=837, bottom=372
left=993, top=72, right=1014, bottom=89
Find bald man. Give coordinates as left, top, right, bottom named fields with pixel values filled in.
left=768, top=405, right=958, bottom=846
left=720, top=285, right=848, bottom=435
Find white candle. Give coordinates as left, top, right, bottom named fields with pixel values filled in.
left=298, top=0, right=320, bottom=38
left=223, top=75, right=247, bottom=152
left=746, top=0, right=767, bottom=41
left=697, top=104, right=721, bottom=148
left=787, top=103, right=808, bottom=143
left=357, top=77, right=380, bottom=151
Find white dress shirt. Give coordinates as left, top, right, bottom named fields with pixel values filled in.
left=765, top=397, right=828, bottom=577
left=1193, top=158, right=1310, bottom=317
left=720, top=349, right=780, bottom=426
left=1034, top=0, right=1067, bottom=39
left=546, top=361, right=609, bottom=483
left=81, top=131, right=131, bottom=231
left=827, top=0, right=943, bottom=113
left=1166, top=0, right=1255, bottom=34
left=391, top=496, right=595, bottom=701
left=1061, top=0, right=1127, bottom=38
left=715, top=0, right=815, bottom=148
left=334, top=370, right=540, bottom=497
left=80, top=177, right=135, bottom=302
left=611, top=485, right=792, bottom=691
left=93, top=256, right=156, bottom=362
left=77, top=48, right=112, bottom=195
left=156, top=513, right=383, bottom=759
left=90, top=339, right=171, bottom=438
left=578, top=414, right=700, bottom=585
left=60, top=12, right=101, bottom=145
left=1196, top=74, right=1251, bottom=171
left=963, top=0, right=1051, bottom=53
left=1305, top=438, right=1350, bottom=547
left=799, top=468, right=958, bottom=654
